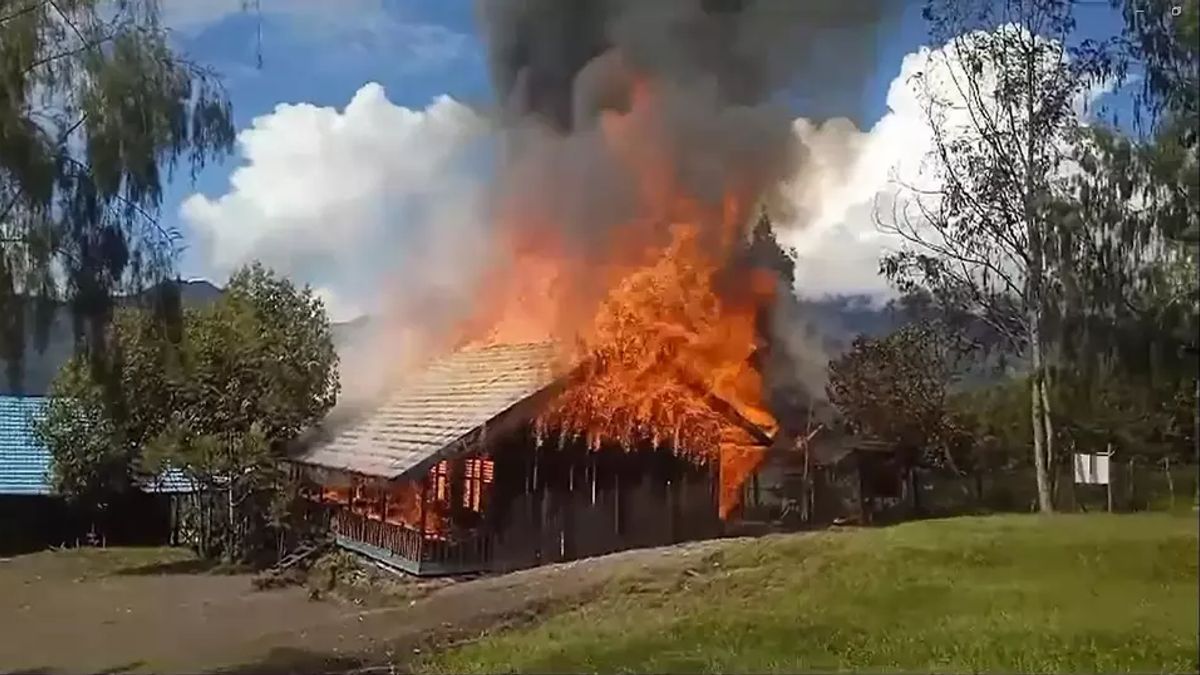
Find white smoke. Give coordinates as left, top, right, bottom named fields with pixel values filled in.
left=780, top=24, right=1116, bottom=302
left=180, top=83, right=492, bottom=400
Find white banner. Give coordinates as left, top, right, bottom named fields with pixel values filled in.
left=1073, top=453, right=1111, bottom=485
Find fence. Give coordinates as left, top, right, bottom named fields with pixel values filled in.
left=918, top=461, right=1199, bottom=516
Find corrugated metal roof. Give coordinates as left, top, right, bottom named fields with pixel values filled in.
left=0, top=395, right=52, bottom=495
left=294, top=342, right=560, bottom=479
left=0, top=395, right=197, bottom=496
left=135, top=468, right=198, bottom=494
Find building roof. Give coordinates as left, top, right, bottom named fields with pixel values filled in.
left=293, top=342, right=561, bottom=479
left=0, top=395, right=52, bottom=495
left=0, top=395, right=196, bottom=496
left=811, top=433, right=894, bottom=467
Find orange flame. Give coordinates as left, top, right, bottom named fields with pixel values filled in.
left=459, top=77, right=778, bottom=518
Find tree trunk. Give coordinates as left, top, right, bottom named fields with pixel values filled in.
left=1106, top=443, right=1115, bottom=513
left=226, top=484, right=235, bottom=564
left=1029, top=339, right=1054, bottom=513
left=1024, top=40, right=1053, bottom=516
left=1041, top=372, right=1056, bottom=506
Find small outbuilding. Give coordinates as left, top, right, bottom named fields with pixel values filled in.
left=0, top=394, right=197, bottom=554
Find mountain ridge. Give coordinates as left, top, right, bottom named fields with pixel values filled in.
left=2, top=287, right=901, bottom=396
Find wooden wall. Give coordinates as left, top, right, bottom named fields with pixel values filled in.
left=483, top=425, right=722, bottom=573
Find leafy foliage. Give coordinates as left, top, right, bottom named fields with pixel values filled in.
left=0, top=0, right=235, bottom=388
left=35, top=264, right=340, bottom=561
left=37, top=357, right=125, bottom=505
left=826, top=323, right=969, bottom=471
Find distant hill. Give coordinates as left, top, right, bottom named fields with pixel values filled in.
left=2, top=290, right=912, bottom=397
left=794, top=294, right=901, bottom=353
left=1, top=280, right=384, bottom=396
left=0, top=280, right=227, bottom=396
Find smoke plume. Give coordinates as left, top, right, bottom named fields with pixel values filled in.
left=475, top=0, right=898, bottom=419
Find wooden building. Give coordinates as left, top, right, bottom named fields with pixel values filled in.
left=0, top=395, right=198, bottom=554
left=291, top=342, right=750, bottom=576
left=740, top=429, right=910, bottom=527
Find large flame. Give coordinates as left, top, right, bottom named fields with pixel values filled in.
left=458, top=78, right=778, bottom=518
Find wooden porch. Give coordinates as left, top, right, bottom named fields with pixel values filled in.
left=330, top=508, right=494, bottom=576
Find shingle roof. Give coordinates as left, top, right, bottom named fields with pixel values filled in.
left=0, top=395, right=196, bottom=496
left=294, top=342, right=561, bottom=479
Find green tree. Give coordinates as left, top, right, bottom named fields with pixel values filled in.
left=151, top=264, right=340, bottom=560
left=36, top=264, right=339, bottom=560
left=0, top=0, right=234, bottom=388
left=1115, top=0, right=1199, bottom=504
left=826, top=323, right=968, bottom=475
left=1042, top=0, right=1198, bottom=499
left=38, top=358, right=124, bottom=504
left=878, top=0, right=1124, bottom=512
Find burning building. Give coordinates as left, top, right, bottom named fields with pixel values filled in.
left=292, top=0, right=893, bottom=574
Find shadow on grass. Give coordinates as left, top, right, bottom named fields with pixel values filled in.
left=202, top=648, right=370, bottom=675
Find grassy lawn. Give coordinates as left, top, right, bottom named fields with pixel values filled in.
left=424, top=513, right=1199, bottom=674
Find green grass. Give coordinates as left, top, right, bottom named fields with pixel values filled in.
left=424, top=514, right=1199, bottom=674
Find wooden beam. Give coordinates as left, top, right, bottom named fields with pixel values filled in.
left=672, top=368, right=774, bottom=446
left=419, top=475, right=428, bottom=536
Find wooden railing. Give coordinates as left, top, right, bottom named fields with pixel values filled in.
left=422, top=531, right=493, bottom=569
left=330, top=508, right=493, bottom=574
left=331, top=510, right=424, bottom=561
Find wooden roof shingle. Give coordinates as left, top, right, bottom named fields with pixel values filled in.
left=294, top=342, right=560, bottom=479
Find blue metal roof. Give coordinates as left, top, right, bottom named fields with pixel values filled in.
left=0, top=395, right=196, bottom=496
left=0, top=395, right=52, bottom=495
left=136, top=468, right=198, bottom=494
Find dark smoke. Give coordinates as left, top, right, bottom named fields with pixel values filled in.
left=479, top=0, right=896, bottom=131
left=475, top=0, right=899, bottom=426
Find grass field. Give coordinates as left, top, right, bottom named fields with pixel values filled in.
left=423, top=513, right=1200, bottom=674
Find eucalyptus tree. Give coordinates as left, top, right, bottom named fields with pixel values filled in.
left=877, top=0, right=1122, bottom=512
left=0, top=0, right=234, bottom=388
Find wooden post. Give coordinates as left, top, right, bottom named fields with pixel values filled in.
left=1164, top=456, right=1175, bottom=509
left=801, top=443, right=811, bottom=524
left=1106, top=443, right=1114, bottom=513
left=380, top=484, right=390, bottom=524
left=419, top=476, right=428, bottom=535
left=565, top=462, right=575, bottom=559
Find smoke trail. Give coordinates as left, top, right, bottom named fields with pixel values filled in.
left=475, top=0, right=897, bottom=418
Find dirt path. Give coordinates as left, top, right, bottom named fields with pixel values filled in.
left=0, top=538, right=742, bottom=674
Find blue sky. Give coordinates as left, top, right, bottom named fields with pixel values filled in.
left=162, top=1, right=934, bottom=284
left=159, top=1, right=1133, bottom=317
left=163, top=1, right=492, bottom=280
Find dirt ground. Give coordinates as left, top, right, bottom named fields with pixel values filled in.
left=0, top=538, right=739, bottom=674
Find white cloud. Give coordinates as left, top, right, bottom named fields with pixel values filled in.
left=313, top=286, right=364, bottom=324
left=780, top=24, right=1114, bottom=302
left=781, top=45, right=936, bottom=301
left=181, top=83, right=491, bottom=322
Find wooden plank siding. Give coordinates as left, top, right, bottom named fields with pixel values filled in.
left=316, top=437, right=722, bottom=577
